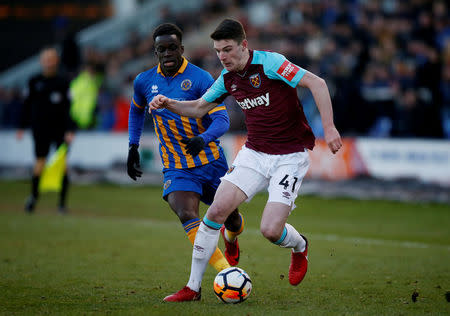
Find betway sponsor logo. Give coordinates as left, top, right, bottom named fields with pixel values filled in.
left=236, top=92, right=270, bottom=109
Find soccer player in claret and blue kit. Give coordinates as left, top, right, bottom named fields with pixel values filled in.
left=127, top=23, right=244, bottom=283
left=149, top=18, right=343, bottom=302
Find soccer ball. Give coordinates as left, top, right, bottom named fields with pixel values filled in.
left=213, top=267, right=252, bottom=304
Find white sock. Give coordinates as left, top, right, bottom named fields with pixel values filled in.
left=186, top=222, right=220, bottom=292
left=279, top=223, right=306, bottom=253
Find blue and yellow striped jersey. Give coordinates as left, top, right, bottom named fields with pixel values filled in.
left=132, top=58, right=229, bottom=170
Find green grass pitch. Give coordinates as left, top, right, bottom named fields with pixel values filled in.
left=0, top=180, right=449, bottom=315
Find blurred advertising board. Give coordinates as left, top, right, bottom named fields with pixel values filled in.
left=220, top=135, right=449, bottom=186
left=355, top=138, right=450, bottom=186
left=1, top=131, right=449, bottom=186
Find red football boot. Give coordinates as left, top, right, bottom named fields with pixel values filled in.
left=163, top=286, right=201, bottom=302
left=220, top=226, right=240, bottom=266
left=288, top=235, right=308, bottom=286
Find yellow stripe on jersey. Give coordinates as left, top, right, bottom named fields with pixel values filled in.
left=156, top=116, right=182, bottom=168
left=181, top=117, right=210, bottom=165
left=133, top=98, right=144, bottom=109
left=152, top=116, right=170, bottom=168
left=208, top=106, right=226, bottom=115
left=168, top=119, right=196, bottom=168
left=160, top=145, right=169, bottom=168
left=196, top=119, right=220, bottom=160
left=181, top=117, right=193, bottom=137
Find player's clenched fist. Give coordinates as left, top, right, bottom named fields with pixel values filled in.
left=324, top=126, right=342, bottom=154
left=148, top=94, right=169, bottom=112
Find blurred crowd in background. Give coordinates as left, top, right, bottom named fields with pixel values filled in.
left=1, top=0, right=449, bottom=139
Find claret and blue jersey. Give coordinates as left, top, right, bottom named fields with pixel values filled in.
left=129, top=57, right=229, bottom=171
left=203, top=50, right=315, bottom=155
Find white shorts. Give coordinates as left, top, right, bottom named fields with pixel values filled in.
left=222, top=146, right=310, bottom=209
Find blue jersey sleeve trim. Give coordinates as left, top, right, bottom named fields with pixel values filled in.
left=202, top=70, right=228, bottom=103
left=253, top=50, right=306, bottom=88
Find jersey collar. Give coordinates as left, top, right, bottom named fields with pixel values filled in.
left=157, top=57, right=188, bottom=77
left=236, top=49, right=253, bottom=77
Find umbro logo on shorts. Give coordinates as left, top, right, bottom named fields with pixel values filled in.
left=282, top=191, right=291, bottom=199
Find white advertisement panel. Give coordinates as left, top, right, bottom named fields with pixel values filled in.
left=356, top=138, right=450, bottom=185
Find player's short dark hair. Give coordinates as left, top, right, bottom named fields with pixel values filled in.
left=152, top=23, right=183, bottom=42
left=210, top=18, right=246, bottom=43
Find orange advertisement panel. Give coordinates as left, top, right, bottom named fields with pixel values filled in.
left=306, top=138, right=367, bottom=180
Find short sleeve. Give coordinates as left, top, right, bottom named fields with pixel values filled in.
left=259, top=51, right=307, bottom=88
left=202, top=71, right=229, bottom=103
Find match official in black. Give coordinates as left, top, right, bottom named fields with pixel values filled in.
left=17, top=46, right=75, bottom=214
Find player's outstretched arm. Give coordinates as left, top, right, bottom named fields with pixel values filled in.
left=298, top=71, right=342, bottom=154
left=148, top=95, right=218, bottom=118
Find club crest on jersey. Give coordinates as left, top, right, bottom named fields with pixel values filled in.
left=163, top=179, right=171, bottom=190
left=151, top=85, right=159, bottom=93
left=226, top=165, right=235, bottom=174
left=249, top=73, right=261, bottom=88
left=181, top=79, right=192, bottom=91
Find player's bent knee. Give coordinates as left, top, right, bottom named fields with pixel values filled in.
left=260, top=226, right=283, bottom=243
left=175, top=209, right=199, bottom=223
left=207, top=203, right=233, bottom=223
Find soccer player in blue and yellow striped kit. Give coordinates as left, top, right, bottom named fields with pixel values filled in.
left=127, top=23, right=244, bottom=275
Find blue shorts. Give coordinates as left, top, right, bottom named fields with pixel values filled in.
left=162, top=156, right=229, bottom=205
